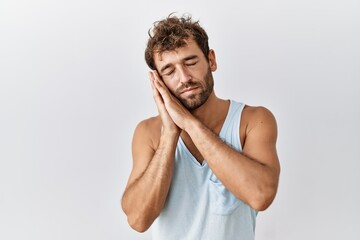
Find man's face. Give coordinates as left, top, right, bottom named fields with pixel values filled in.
left=154, top=39, right=217, bottom=110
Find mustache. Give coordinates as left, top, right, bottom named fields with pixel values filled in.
left=175, top=82, right=200, bottom=95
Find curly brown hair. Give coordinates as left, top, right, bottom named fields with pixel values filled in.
left=145, top=13, right=210, bottom=70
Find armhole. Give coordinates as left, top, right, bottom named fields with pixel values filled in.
left=238, top=103, right=246, bottom=152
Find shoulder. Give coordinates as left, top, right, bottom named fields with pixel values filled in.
left=134, top=115, right=161, bottom=133
left=241, top=105, right=277, bottom=141
left=133, top=115, right=162, bottom=151
left=242, top=105, right=276, bottom=124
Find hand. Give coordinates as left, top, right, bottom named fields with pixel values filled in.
left=150, top=71, right=195, bottom=131
left=149, top=71, right=180, bottom=135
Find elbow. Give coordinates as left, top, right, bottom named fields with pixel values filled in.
left=249, top=174, right=279, bottom=211
left=121, top=198, right=157, bottom=233
left=127, top=215, right=151, bottom=233
left=250, top=198, right=273, bottom=211
left=127, top=206, right=160, bottom=233
left=248, top=188, right=277, bottom=212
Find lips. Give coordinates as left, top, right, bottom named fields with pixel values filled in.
left=181, top=87, right=198, bottom=95
left=182, top=87, right=197, bottom=93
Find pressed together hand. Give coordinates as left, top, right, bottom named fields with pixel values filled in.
left=149, top=70, right=195, bottom=133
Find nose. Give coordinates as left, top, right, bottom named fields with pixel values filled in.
left=178, top=66, right=192, bottom=84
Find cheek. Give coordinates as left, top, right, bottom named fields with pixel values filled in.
left=163, top=80, right=178, bottom=94
left=193, top=65, right=208, bottom=79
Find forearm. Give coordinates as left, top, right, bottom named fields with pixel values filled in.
left=185, top=119, right=278, bottom=210
left=122, top=131, right=179, bottom=232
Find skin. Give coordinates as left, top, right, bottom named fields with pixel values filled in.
left=121, top=39, right=280, bottom=233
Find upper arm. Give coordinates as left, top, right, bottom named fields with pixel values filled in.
left=242, top=106, right=280, bottom=176
left=125, top=119, right=158, bottom=189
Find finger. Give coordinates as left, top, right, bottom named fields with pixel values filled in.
left=149, top=72, right=169, bottom=115
left=151, top=71, right=170, bottom=92
left=149, top=70, right=169, bottom=99
left=149, top=72, right=157, bottom=93
left=148, top=71, right=154, bottom=84
left=149, top=71, right=165, bottom=100
left=152, top=70, right=162, bottom=81
left=153, top=79, right=172, bottom=102
left=151, top=80, right=164, bottom=105
left=153, top=90, right=168, bottom=115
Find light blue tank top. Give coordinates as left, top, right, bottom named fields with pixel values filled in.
left=152, top=100, right=257, bottom=240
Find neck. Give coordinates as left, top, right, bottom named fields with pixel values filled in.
left=190, top=91, right=229, bottom=130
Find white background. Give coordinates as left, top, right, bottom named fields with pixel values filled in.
left=1, top=0, right=359, bottom=239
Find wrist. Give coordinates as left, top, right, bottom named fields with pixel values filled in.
left=161, top=127, right=181, bottom=139
left=183, top=117, right=201, bottom=133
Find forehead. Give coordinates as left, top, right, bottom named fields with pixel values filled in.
left=154, top=39, right=204, bottom=68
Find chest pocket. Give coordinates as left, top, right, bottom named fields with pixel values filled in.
left=208, top=174, right=241, bottom=215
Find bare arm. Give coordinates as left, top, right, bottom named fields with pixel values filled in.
left=152, top=75, right=280, bottom=211
left=185, top=107, right=280, bottom=211
left=121, top=72, right=180, bottom=232
left=121, top=122, right=179, bottom=232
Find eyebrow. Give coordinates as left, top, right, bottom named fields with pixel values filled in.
left=159, top=55, right=199, bottom=74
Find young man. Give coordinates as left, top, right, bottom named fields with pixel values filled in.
left=121, top=14, right=280, bottom=239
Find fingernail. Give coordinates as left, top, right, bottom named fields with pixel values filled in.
left=149, top=72, right=154, bottom=80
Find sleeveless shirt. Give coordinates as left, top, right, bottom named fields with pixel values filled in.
left=152, top=100, right=257, bottom=240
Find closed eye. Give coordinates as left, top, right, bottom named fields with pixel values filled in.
left=164, top=69, right=175, bottom=76
left=186, top=61, right=198, bottom=66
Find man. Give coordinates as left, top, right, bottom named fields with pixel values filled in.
left=121, top=14, right=280, bottom=240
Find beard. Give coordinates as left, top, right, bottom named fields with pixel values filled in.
left=173, top=68, right=214, bottom=111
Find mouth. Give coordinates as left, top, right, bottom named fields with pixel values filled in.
left=181, top=87, right=198, bottom=95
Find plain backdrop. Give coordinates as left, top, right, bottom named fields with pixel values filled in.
left=1, top=0, right=359, bottom=239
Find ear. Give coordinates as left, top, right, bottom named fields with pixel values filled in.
left=208, top=49, right=217, bottom=72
